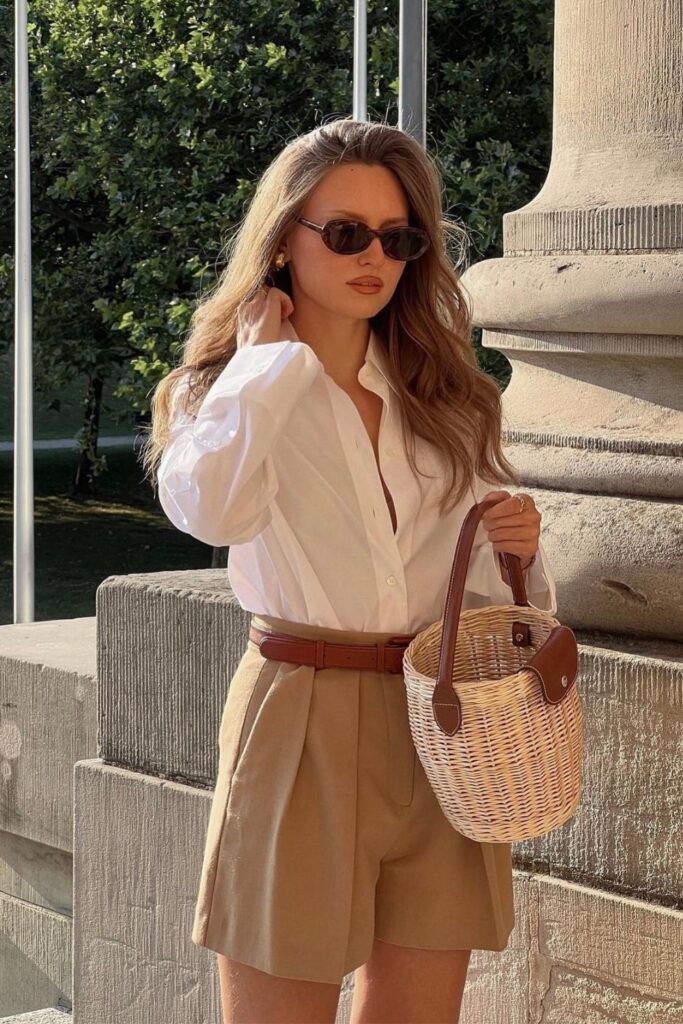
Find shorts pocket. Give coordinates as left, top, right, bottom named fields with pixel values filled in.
left=382, top=674, right=417, bottom=807
left=234, top=656, right=282, bottom=772
left=219, top=651, right=282, bottom=779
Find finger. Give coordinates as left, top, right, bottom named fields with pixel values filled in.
left=485, top=524, right=538, bottom=541
left=483, top=493, right=539, bottom=525
left=478, top=489, right=510, bottom=514
left=238, top=289, right=266, bottom=315
left=487, top=511, right=541, bottom=532
left=480, top=490, right=519, bottom=523
left=481, top=490, right=532, bottom=504
left=507, top=511, right=541, bottom=532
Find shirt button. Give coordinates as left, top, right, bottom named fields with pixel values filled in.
left=385, top=447, right=395, bottom=457
left=387, top=575, right=397, bottom=586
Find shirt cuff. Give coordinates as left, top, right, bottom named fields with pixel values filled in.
left=494, top=537, right=557, bottom=614
left=465, top=532, right=558, bottom=615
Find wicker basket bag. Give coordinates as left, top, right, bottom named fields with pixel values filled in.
left=402, top=495, right=583, bottom=843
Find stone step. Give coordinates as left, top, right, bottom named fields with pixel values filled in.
left=0, top=617, right=96, bottom=1015
left=0, top=1009, right=71, bottom=1022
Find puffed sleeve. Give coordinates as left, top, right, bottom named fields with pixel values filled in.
left=157, top=340, right=323, bottom=546
left=462, top=481, right=558, bottom=615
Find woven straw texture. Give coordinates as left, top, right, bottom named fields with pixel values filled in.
left=403, top=603, right=583, bottom=843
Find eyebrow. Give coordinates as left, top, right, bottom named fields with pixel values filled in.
left=327, top=209, right=410, bottom=226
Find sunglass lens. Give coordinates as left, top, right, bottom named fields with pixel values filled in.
left=383, top=228, right=429, bottom=260
left=325, top=222, right=369, bottom=254
left=324, top=221, right=429, bottom=260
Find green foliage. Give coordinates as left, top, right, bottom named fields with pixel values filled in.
left=0, top=0, right=553, bottom=426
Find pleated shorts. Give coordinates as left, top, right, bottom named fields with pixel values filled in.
left=190, top=613, right=515, bottom=985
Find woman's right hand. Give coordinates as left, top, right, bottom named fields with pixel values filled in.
left=235, top=285, right=296, bottom=349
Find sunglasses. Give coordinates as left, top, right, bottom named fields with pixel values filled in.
left=295, top=216, right=430, bottom=261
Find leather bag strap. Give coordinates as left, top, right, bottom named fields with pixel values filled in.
left=431, top=496, right=578, bottom=736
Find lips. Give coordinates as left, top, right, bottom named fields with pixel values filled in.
left=348, top=277, right=383, bottom=286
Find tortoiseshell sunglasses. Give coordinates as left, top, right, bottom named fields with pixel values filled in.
left=295, top=216, right=430, bottom=261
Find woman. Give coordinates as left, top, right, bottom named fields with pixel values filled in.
left=141, top=117, right=556, bottom=1024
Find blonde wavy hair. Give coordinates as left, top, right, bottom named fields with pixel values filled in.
left=139, top=115, right=520, bottom=515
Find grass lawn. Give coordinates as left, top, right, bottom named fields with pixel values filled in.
left=0, top=445, right=216, bottom=625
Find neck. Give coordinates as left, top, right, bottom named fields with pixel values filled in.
left=288, top=311, right=371, bottom=390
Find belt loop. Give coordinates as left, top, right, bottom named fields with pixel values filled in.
left=376, top=641, right=385, bottom=672
left=315, top=639, right=325, bottom=669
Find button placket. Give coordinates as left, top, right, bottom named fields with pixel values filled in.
left=367, top=385, right=408, bottom=604
left=335, top=376, right=400, bottom=544
left=325, top=373, right=409, bottom=625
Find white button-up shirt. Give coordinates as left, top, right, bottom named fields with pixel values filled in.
left=157, top=326, right=557, bottom=632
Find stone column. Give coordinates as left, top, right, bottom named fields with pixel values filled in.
left=459, top=0, right=683, bottom=1019
left=463, top=0, right=682, bottom=637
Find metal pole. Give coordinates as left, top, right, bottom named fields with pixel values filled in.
left=353, top=0, right=368, bottom=121
left=399, top=0, right=427, bottom=148
left=14, top=0, right=35, bottom=623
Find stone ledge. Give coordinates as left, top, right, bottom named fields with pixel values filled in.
left=73, top=757, right=683, bottom=1024
left=96, top=569, right=250, bottom=786
left=462, top=253, right=683, bottom=334
left=0, top=618, right=97, bottom=853
left=0, top=1011, right=71, bottom=1022
left=0, top=891, right=71, bottom=1014
left=515, top=631, right=683, bottom=905
left=95, top=569, right=683, bottom=903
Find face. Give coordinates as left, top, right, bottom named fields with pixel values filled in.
left=281, top=162, right=411, bottom=320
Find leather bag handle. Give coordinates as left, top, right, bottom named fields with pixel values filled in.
left=431, top=496, right=530, bottom=736
left=430, top=496, right=579, bottom=737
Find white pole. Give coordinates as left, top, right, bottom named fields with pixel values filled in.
left=399, top=0, right=427, bottom=148
left=14, top=0, right=35, bottom=623
left=353, top=0, right=367, bottom=121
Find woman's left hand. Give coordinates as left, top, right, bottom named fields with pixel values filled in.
left=479, top=490, right=540, bottom=572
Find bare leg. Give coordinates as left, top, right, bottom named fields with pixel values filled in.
left=217, top=952, right=342, bottom=1024
left=348, top=938, right=472, bottom=1024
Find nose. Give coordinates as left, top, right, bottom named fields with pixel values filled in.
left=361, top=235, right=385, bottom=263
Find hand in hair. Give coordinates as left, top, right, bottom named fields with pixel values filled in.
left=236, top=285, right=296, bottom=349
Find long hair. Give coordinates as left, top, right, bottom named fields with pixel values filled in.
left=139, top=116, right=520, bottom=515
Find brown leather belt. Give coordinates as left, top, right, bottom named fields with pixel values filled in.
left=248, top=624, right=417, bottom=674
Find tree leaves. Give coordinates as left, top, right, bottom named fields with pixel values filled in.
left=0, top=0, right=552, bottom=445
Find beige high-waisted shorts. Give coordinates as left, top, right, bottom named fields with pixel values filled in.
left=191, top=613, right=515, bottom=985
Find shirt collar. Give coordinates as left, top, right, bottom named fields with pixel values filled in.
left=361, top=329, right=400, bottom=397
left=284, top=319, right=398, bottom=397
